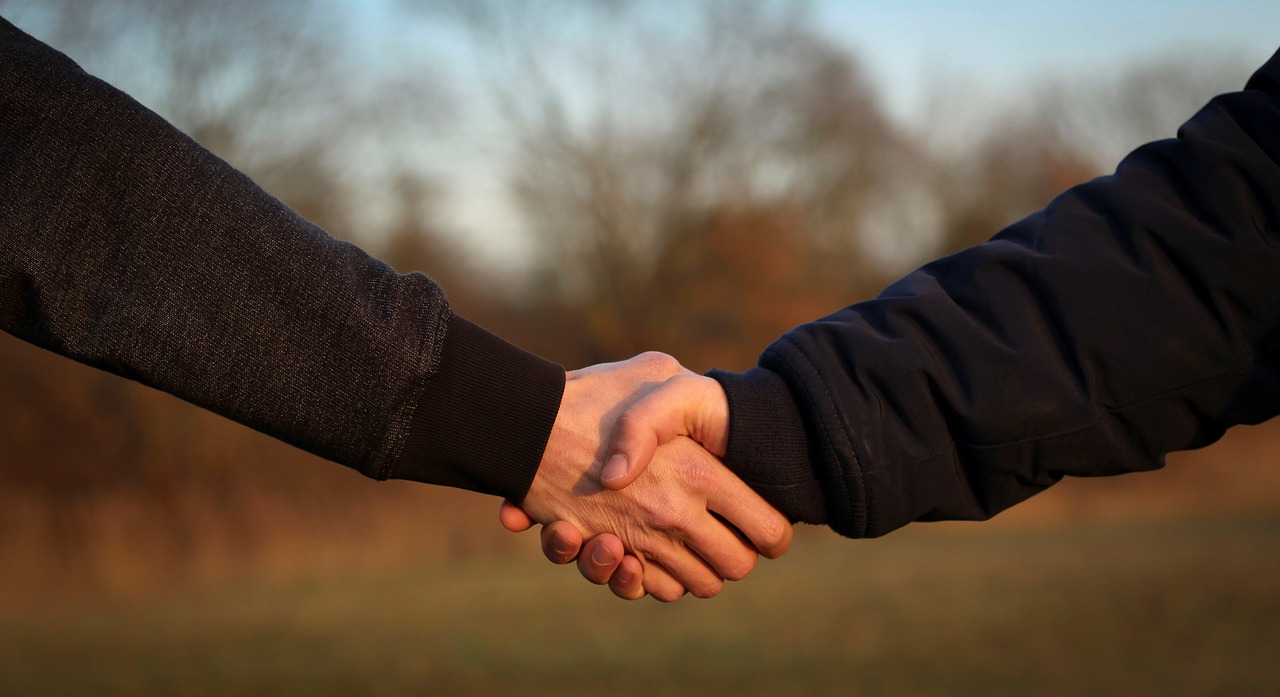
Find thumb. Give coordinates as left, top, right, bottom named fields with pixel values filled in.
left=600, top=374, right=730, bottom=491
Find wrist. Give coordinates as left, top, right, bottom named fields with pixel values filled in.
left=391, top=314, right=566, bottom=501
left=707, top=366, right=827, bottom=525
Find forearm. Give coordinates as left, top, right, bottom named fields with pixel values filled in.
left=0, top=17, right=563, bottom=500
left=715, top=48, right=1280, bottom=537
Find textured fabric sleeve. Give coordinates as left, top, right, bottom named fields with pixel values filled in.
left=0, top=17, right=563, bottom=501
left=713, top=47, right=1280, bottom=538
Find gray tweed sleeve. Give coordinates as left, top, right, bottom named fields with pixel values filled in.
left=0, top=18, right=564, bottom=500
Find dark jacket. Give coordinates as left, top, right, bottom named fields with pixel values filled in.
left=0, top=18, right=563, bottom=502
left=714, top=49, right=1280, bottom=538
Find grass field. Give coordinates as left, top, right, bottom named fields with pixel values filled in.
left=2, top=514, right=1278, bottom=696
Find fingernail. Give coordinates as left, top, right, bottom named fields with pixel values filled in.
left=591, top=544, right=615, bottom=567
left=617, top=565, right=636, bottom=586
left=601, top=453, right=629, bottom=483
left=552, top=537, right=577, bottom=557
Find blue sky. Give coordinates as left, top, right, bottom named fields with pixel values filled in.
left=336, top=0, right=1280, bottom=267
left=807, top=0, right=1280, bottom=121
left=4, top=0, right=1274, bottom=267
left=394, top=0, right=1279, bottom=266
left=357, top=0, right=1279, bottom=122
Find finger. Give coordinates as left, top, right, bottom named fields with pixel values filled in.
left=681, top=511, right=760, bottom=582
left=498, top=500, right=535, bottom=533
left=539, top=520, right=585, bottom=565
left=602, top=375, right=728, bottom=491
left=609, top=555, right=646, bottom=600
left=643, top=542, right=724, bottom=599
left=639, top=559, right=689, bottom=602
left=658, top=438, right=786, bottom=571
left=705, top=476, right=794, bottom=560
left=576, top=534, right=624, bottom=584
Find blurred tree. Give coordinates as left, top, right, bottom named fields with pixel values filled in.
left=0, top=0, right=457, bottom=233
left=2, top=0, right=336, bottom=221
left=0, top=0, right=458, bottom=507
left=924, top=50, right=1253, bottom=256
left=930, top=119, right=1099, bottom=254
left=435, top=0, right=913, bottom=369
left=1039, top=51, right=1258, bottom=169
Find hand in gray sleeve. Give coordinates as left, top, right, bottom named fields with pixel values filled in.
left=0, top=17, right=564, bottom=500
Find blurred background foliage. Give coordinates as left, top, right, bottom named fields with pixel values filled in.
left=1, top=1, right=1279, bottom=693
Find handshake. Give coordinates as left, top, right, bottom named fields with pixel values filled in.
left=8, top=14, right=1275, bottom=608
left=497, top=352, right=793, bottom=602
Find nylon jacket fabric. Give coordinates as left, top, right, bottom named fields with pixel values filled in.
left=713, top=48, right=1280, bottom=538
left=0, top=18, right=564, bottom=501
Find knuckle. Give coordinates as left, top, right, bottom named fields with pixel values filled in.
left=635, top=351, right=680, bottom=378
left=680, top=458, right=714, bottom=490
left=613, top=410, right=643, bottom=440
left=689, top=577, right=724, bottom=599
left=611, top=584, right=641, bottom=601
left=646, top=501, right=691, bottom=533
left=758, top=517, right=791, bottom=558
left=722, top=552, right=757, bottom=582
left=635, top=536, right=657, bottom=557
left=631, top=537, right=661, bottom=561
left=652, top=586, right=687, bottom=603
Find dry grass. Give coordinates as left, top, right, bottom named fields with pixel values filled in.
left=1, top=514, right=1278, bottom=696
left=0, top=482, right=519, bottom=606
left=4, top=333, right=1280, bottom=695
left=4, top=414, right=1279, bottom=608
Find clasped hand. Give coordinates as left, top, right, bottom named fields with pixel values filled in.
left=498, top=352, right=792, bottom=601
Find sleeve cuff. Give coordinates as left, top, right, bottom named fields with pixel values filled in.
left=707, top=366, right=828, bottom=525
left=390, top=313, right=566, bottom=502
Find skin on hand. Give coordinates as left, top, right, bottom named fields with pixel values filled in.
left=525, top=429, right=772, bottom=600
left=509, top=353, right=792, bottom=601
left=499, top=502, right=644, bottom=599
left=600, top=373, right=731, bottom=490
left=579, top=372, right=751, bottom=600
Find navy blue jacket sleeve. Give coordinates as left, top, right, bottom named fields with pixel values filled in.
left=0, top=17, right=564, bottom=501
left=712, top=48, right=1280, bottom=538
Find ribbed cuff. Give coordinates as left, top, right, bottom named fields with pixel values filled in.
left=391, top=314, right=566, bottom=502
left=707, top=366, right=828, bottom=525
